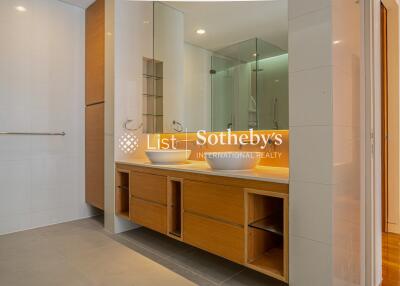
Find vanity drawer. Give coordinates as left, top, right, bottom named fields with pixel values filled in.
left=183, top=180, right=244, bottom=225
left=131, top=172, right=167, bottom=204
left=130, top=198, right=167, bottom=234
left=183, top=212, right=244, bottom=264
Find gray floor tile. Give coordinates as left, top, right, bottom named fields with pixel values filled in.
left=119, top=227, right=197, bottom=260
left=168, top=248, right=244, bottom=284
left=0, top=251, right=93, bottom=286
left=118, top=228, right=244, bottom=284
left=113, top=234, right=217, bottom=286
left=0, top=217, right=288, bottom=286
left=221, top=268, right=287, bottom=286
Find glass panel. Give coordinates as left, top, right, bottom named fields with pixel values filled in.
left=211, top=38, right=287, bottom=131
left=256, top=39, right=288, bottom=130
left=211, top=54, right=236, bottom=131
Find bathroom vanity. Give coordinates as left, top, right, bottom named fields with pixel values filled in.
left=114, top=2, right=290, bottom=282
left=115, top=160, right=289, bottom=282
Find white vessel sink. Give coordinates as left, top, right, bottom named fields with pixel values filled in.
left=204, top=152, right=262, bottom=170
left=145, top=149, right=191, bottom=164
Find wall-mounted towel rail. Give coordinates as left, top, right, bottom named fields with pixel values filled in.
left=0, top=132, right=66, bottom=136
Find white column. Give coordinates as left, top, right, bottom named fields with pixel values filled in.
left=288, top=0, right=362, bottom=285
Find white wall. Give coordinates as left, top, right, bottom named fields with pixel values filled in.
left=114, top=0, right=153, bottom=163
left=110, top=0, right=154, bottom=233
left=289, top=4, right=334, bottom=284
left=289, top=0, right=362, bottom=285
left=0, top=0, right=93, bottom=235
left=332, top=1, right=362, bottom=284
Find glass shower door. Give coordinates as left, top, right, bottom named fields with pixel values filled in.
left=211, top=54, right=235, bottom=131
left=210, top=38, right=288, bottom=131
left=211, top=38, right=257, bottom=131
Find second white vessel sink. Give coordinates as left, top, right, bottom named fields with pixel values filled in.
left=145, top=149, right=191, bottom=164
left=204, top=152, right=262, bottom=170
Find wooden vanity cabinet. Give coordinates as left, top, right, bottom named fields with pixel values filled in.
left=131, top=172, right=167, bottom=204
left=115, top=164, right=289, bottom=283
left=182, top=180, right=245, bottom=264
left=183, top=212, right=245, bottom=264
left=183, top=180, right=244, bottom=225
left=130, top=198, right=167, bottom=234
left=130, top=172, right=168, bottom=234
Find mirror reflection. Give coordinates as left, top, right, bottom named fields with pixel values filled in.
left=143, top=1, right=288, bottom=133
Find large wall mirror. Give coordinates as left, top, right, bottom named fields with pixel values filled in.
left=143, top=1, right=288, bottom=133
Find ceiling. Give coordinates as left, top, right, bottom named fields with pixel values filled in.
left=166, top=1, right=288, bottom=52
left=59, top=0, right=95, bottom=9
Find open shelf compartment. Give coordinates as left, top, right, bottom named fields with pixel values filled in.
left=143, top=57, right=163, bottom=133
left=245, top=189, right=288, bottom=282
left=115, top=169, right=130, bottom=220
left=167, top=177, right=183, bottom=240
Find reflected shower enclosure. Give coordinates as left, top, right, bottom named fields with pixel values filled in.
left=211, top=38, right=288, bottom=131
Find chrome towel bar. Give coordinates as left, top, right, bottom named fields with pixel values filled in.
left=0, top=132, right=66, bottom=136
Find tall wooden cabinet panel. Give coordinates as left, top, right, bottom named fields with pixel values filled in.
left=85, top=104, right=104, bottom=209
left=85, top=0, right=105, bottom=106
left=85, top=0, right=105, bottom=210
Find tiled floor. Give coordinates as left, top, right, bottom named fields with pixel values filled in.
left=0, top=216, right=286, bottom=286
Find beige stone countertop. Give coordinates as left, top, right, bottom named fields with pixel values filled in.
left=116, top=158, right=289, bottom=184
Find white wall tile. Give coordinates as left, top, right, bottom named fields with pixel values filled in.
left=332, top=0, right=361, bottom=75
left=0, top=214, right=31, bottom=235
left=0, top=0, right=89, bottom=235
left=289, top=8, right=332, bottom=73
left=289, top=0, right=362, bottom=285
left=0, top=160, right=31, bottom=217
left=289, top=66, right=333, bottom=127
left=333, top=67, right=360, bottom=128
left=290, top=181, right=332, bottom=243
left=288, top=0, right=330, bottom=20
left=290, top=235, right=333, bottom=286
left=0, top=136, right=32, bottom=161
left=290, top=126, right=333, bottom=184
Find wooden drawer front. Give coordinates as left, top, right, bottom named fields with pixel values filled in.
left=130, top=198, right=167, bottom=234
left=184, top=180, right=244, bottom=225
left=183, top=212, right=244, bottom=264
left=131, top=172, right=167, bottom=204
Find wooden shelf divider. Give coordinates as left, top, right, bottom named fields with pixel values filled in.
left=167, top=177, right=183, bottom=241
left=115, top=169, right=130, bottom=220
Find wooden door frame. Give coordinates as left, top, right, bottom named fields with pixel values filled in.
left=382, top=0, right=400, bottom=235
left=365, top=0, right=400, bottom=285
left=381, top=2, right=388, bottom=233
